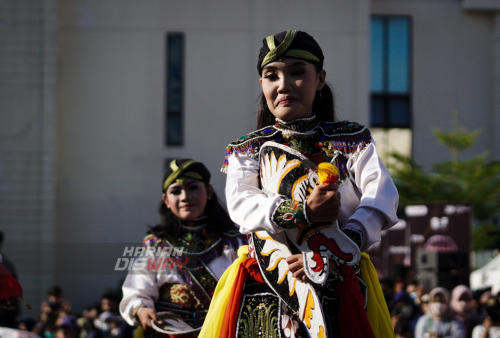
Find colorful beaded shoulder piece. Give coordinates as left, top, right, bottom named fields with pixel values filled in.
left=221, top=120, right=372, bottom=173
left=315, top=120, right=372, bottom=158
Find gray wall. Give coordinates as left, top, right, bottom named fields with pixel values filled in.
left=0, top=0, right=57, bottom=315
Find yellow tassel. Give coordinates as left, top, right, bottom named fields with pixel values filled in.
left=316, top=162, right=339, bottom=184
left=22, top=297, right=32, bottom=311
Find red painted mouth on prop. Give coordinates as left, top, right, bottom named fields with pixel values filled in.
left=307, top=233, right=354, bottom=268
left=310, top=251, right=324, bottom=272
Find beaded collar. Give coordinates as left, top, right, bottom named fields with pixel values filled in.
left=274, top=115, right=319, bottom=134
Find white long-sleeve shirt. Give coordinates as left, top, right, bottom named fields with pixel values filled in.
left=224, top=119, right=399, bottom=251
left=119, top=233, right=241, bottom=326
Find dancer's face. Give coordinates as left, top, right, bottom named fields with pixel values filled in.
left=163, top=178, right=213, bottom=220
left=260, top=57, right=325, bottom=122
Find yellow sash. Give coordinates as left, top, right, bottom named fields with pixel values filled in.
left=360, top=253, right=395, bottom=338
left=198, top=245, right=249, bottom=338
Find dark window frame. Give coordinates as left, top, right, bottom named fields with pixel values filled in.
left=370, top=15, right=413, bottom=129
left=165, top=32, right=185, bottom=146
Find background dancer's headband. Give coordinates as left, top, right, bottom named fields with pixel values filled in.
left=257, top=30, right=324, bottom=75
left=162, top=159, right=211, bottom=192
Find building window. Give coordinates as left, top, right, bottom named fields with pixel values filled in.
left=166, top=33, right=184, bottom=146
left=370, top=16, right=411, bottom=128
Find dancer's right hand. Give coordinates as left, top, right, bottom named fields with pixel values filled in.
left=138, top=307, right=162, bottom=330
left=305, top=182, right=341, bottom=223
left=286, top=254, right=309, bottom=283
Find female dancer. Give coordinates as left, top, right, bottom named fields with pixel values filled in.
left=201, top=30, right=399, bottom=338
left=120, top=159, right=246, bottom=337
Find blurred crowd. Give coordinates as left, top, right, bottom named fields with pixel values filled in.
left=383, top=265, right=500, bottom=338
left=3, top=275, right=500, bottom=338
left=2, top=262, right=500, bottom=338
left=0, top=286, right=134, bottom=338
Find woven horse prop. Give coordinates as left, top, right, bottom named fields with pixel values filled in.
left=253, top=142, right=361, bottom=338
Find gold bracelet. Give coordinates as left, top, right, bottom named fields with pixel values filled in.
left=132, top=305, right=147, bottom=319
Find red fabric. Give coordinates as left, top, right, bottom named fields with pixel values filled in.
left=242, top=257, right=264, bottom=283
left=0, top=262, right=22, bottom=300
left=165, top=334, right=196, bottom=338
left=219, top=258, right=264, bottom=338
left=335, top=265, right=376, bottom=338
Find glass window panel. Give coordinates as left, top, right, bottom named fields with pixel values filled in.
left=168, top=35, right=183, bottom=64
left=371, top=18, right=384, bottom=93
left=167, top=113, right=183, bottom=145
left=388, top=18, right=409, bottom=93
left=166, top=33, right=184, bottom=145
left=371, top=97, right=385, bottom=127
left=388, top=97, right=410, bottom=127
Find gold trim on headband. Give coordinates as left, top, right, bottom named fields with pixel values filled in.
left=163, top=159, right=197, bottom=191
left=174, top=172, right=204, bottom=185
left=261, top=30, right=297, bottom=68
left=170, top=160, right=179, bottom=172
left=283, top=49, right=320, bottom=63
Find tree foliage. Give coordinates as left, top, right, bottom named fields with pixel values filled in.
left=433, top=111, right=481, bottom=165
left=389, top=113, right=500, bottom=249
left=473, top=222, right=500, bottom=251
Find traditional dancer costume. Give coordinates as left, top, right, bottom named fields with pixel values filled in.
left=120, top=159, right=246, bottom=338
left=200, top=31, right=399, bottom=338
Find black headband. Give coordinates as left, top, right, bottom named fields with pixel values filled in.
left=162, top=159, right=211, bottom=192
left=257, top=30, right=324, bottom=75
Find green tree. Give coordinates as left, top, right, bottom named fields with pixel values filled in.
left=389, top=113, right=500, bottom=249
left=433, top=110, right=481, bottom=166
left=473, top=223, right=500, bottom=250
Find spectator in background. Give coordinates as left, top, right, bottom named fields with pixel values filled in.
left=420, top=294, right=430, bottom=315
left=451, top=285, right=484, bottom=337
left=45, top=285, right=71, bottom=314
left=34, top=285, right=73, bottom=338
left=472, top=296, right=500, bottom=338
left=94, top=311, right=122, bottom=337
left=77, top=304, right=99, bottom=338
left=0, top=230, right=20, bottom=328
left=0, top=231, right=18, bottom=279
left=33, top=312, right=49, bottom=337
left=392, top=290, right=422, bottom=332
left=100, top=292, right=119, bottom=316
left=55, top=315, right=80, bottom=338
left=415, top=287, right=466, bottom=338
left=480, top=292, right=493, bottom=309
left=395, top=319, right=414, bottom=338
left=16, top=317, right=36, bottom=332
left=394, top=264, right=417, bottom=294
left=380, top=277, right=396, bottom=309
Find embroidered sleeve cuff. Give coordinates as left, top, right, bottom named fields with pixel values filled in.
left=272, top=200, right=309, bottom=229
